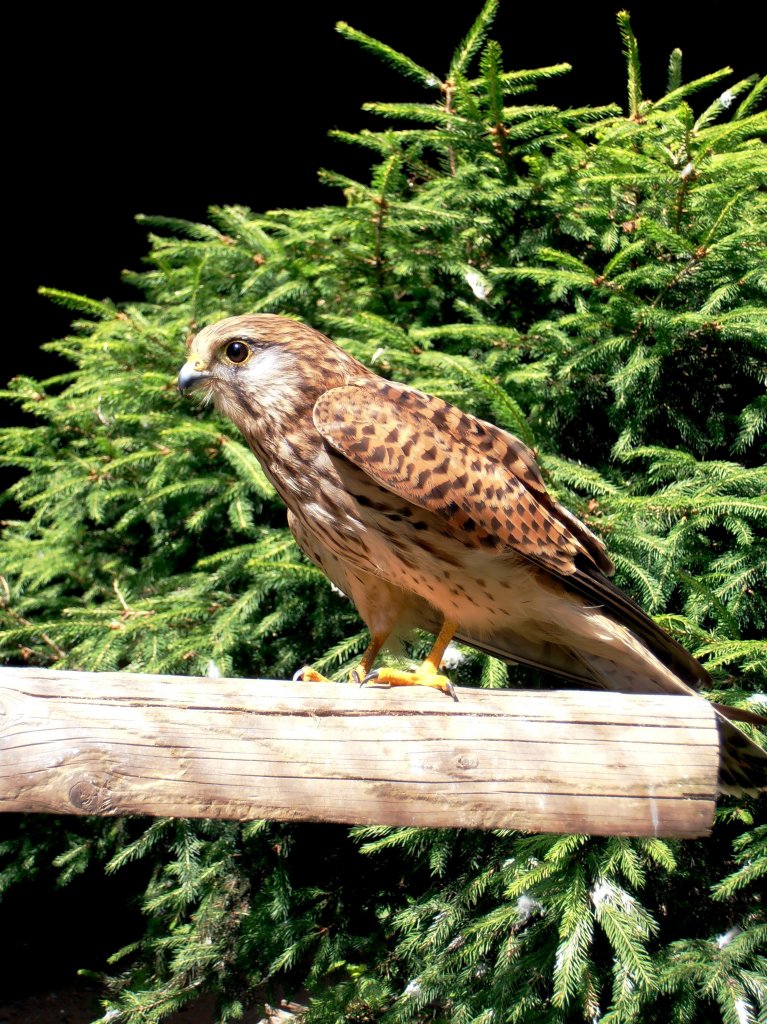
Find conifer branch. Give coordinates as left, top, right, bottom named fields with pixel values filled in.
left=37, top=287, right=114, bottom=318
left=335, top=22, right=440, bottom=89
left=448, top=0, right=499, bottom=78
left=617, top=11, right=643, bottom=121
left=0, top=576, right=67, bottom=661
left=667, top=48, right=683, bottom=94
left=734, top=73, right=766, bottom=120
left=2, top=9, right=765, bottom=1021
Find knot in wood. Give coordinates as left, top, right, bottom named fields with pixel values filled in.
left=456, top=754, right=478, bottom=769
left=69, top=775, right=113, bottom=814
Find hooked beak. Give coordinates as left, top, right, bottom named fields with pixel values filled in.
left=178, top=362, right=212, bottom=394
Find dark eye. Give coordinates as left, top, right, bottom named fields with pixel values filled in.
left=225, top=340, right=250, bottom=364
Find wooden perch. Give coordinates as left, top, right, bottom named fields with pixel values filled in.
left=0, top=667, right=719, bottom=837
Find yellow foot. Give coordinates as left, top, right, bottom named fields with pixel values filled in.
left=361, top=664, right=458, bottom=702
left=293, top=667, right=371, bottom=685
left=292, top=667, right=331, bottom=682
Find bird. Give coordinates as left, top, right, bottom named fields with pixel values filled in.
left=178, top=313, right=767, bottom=795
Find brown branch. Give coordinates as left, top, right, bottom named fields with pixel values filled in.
left=0, top=667, right=719, bottom=837
left=0, top=576, right=67, bottom=661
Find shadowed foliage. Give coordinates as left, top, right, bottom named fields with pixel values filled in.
left=1, top=5, right=765, bottom=1021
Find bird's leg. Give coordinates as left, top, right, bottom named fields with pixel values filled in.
left=362, top=620, right=459, bottom=701
left=350, top=634, right=387, bottom=685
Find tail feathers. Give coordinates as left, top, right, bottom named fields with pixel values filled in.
left=566, top=563, right=712, bottom=692
left=572, top=648, right=697, bottom=698
left=574, top=649, right=767, bottom=796
left=455, top=630, right=595, bottom=687
left=713, top=702, right=767, bottom=727
left=464, top=626, right=767, bottom=797
left=717, top=719, right=767, bottom=796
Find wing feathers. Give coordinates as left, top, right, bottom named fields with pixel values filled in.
left=560, top=563, right=712, bottom=691
left=314, top=381, right=610, bottom=577
left=314, top=380, right=711, bottom=696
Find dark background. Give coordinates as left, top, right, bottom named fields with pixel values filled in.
left=5, top=2, right=764, bottom=395
left=0, top=5, right=762, bottom=1013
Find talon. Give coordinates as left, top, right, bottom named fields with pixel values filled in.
left=351, top=669, right=361, bottom=686
left=354, top=622, right=462, bottom=699
left=293, top=666, right=331, bottom=683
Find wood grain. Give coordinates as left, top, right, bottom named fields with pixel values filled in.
left=0, top=667, right=719, bottom=836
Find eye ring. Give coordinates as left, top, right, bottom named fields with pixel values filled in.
left=224, top=340, right=250, bottom=364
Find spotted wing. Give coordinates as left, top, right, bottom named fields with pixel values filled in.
left=313, top=379, right=612, bottom=578
left=315, top=378, right=714, bottom=692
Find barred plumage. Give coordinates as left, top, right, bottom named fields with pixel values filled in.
left=179, top=314, right=767, bottom=795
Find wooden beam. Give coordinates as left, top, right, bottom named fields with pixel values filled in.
left=0, top=667, right=719, bottom=837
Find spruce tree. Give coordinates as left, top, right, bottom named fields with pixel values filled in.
left=1, top=5, right=765, bottom=1022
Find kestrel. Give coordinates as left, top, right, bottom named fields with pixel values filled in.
left=178, top=314, right=767, bottom=794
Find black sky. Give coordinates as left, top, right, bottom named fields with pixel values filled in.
left=7, top=2, right=763, bottom=389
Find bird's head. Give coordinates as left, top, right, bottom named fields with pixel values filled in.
left=178, top=314, right=358, bottom=431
